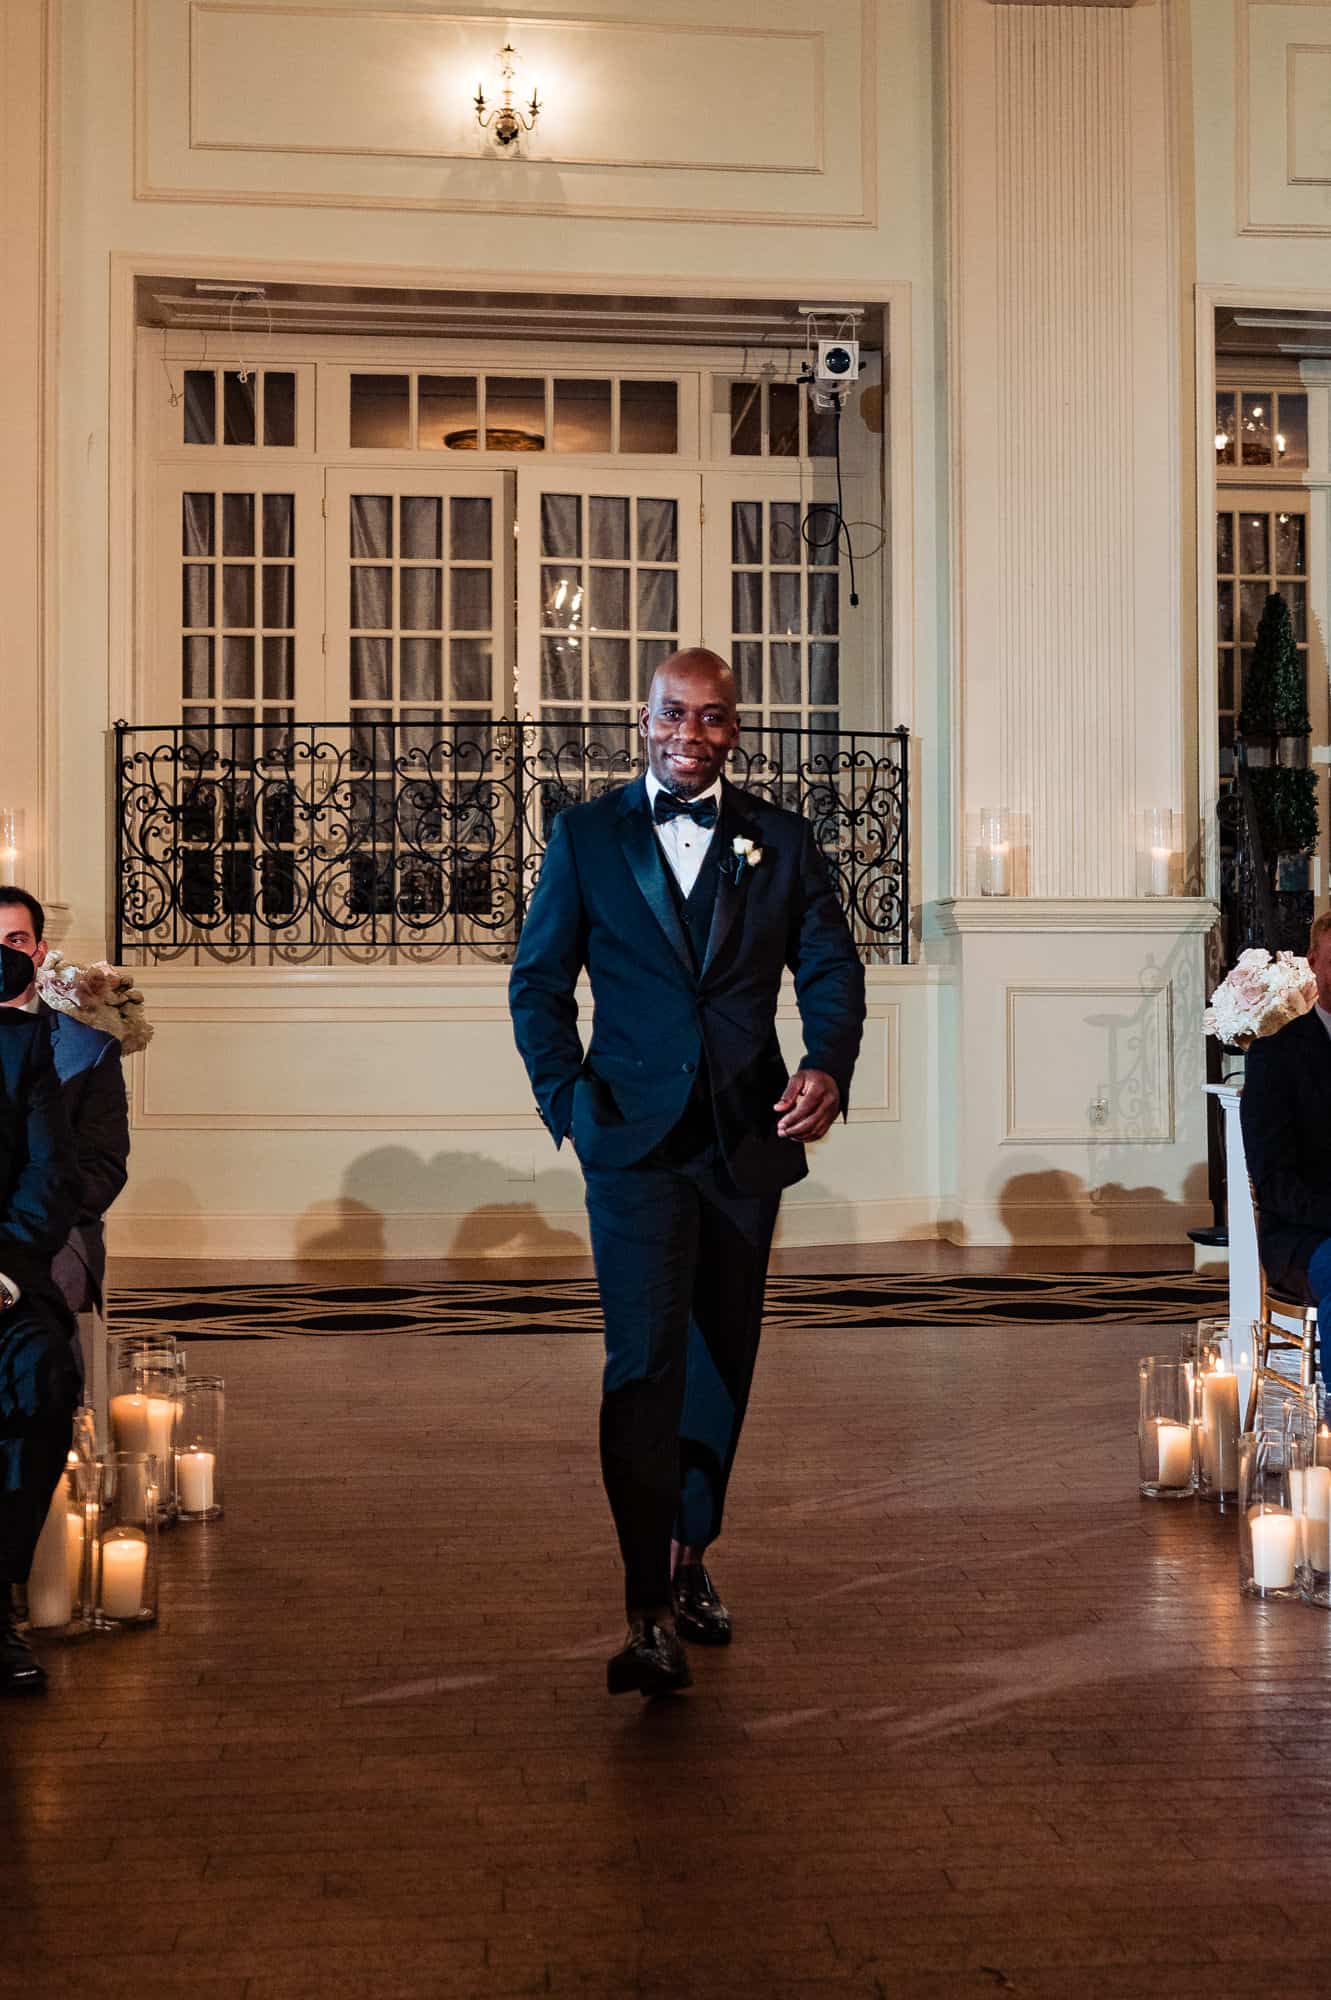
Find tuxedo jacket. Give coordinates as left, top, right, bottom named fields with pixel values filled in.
left=0, top=1008, right=81, bottom=1310
left=1240, top=1008, right=1331, bottom=1297
left=509, top=775, right=866, bottom=1195
left=44, top=1006, right=130, bottom=1309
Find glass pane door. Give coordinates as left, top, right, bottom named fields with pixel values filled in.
left=701, top=471, right=877, bottom=741
left=324, top=469, right=512, bottom=945
left=154, top=467, right=325, bottom=738
left=515, top=469, right=703, bottom=756
left=1216, top=491, right=1309, bottom=781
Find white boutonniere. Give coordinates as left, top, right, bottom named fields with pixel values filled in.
left=731, top=835, right=763, bottom=882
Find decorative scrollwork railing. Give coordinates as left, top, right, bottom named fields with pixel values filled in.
left=114, top=719, right=911, bottom=966
left=1216, top=736, right=1312, bottom=962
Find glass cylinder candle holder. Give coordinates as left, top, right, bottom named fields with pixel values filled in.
left=108, top=1342, right=178, bottom=1527
left=1140, top=807, right=1179, bottom=898
left=20, top=1454, right=95, bottom=1637
left=1195, top=1337, right=1243, bottom=1507
left=1138, top=1355, right=1193, bottom=1498
left=91, top=1452, right=158, bottom=1629
left=176, top=1376, right=224, bottom=1521
left=1239, top=1430, right=1301, bottom=1600
left=978, top=807, right=1013, bottom=898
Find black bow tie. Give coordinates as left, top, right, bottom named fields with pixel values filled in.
left=653, top=791, right=718, bottom=829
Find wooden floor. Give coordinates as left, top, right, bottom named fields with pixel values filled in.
left=11, top=1301, right=1327, bottom=2000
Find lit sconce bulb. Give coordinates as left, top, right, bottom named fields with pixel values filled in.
left=1276, top=433, right=1287, bottom=454
left=1251, top=405, right=1263, bottom=418
left=1215, top=431, right=1230, bottom=451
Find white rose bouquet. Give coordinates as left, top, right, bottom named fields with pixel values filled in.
left=1203, top=947, right=1316, bottom=1050
left=36, top=950, right=154, bottom=1054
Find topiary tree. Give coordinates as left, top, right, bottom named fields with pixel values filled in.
left=1239, top=591, right=1310, bottom=737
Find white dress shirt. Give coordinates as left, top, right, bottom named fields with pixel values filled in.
left=644, top=771, right=721, bottom=899
left=1317, top=1002, right=1331, bottom=1043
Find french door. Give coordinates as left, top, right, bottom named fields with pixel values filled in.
left=515, top=468, right=702, bottom=745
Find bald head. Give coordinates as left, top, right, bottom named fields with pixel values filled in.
left=640, top=648, right=740, bottom=797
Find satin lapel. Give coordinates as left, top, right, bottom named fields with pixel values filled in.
left=700, top=784, right=758, bottom=981
left=615, top=779, right=694, bottom=976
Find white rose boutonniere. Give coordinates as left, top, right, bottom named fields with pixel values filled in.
left=731, top=835, right=763, bottom=883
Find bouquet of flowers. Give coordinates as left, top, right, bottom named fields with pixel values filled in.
left=35, top=951, right=153, bottom=1054
left=1204, top=947, right=1316, bottom=1050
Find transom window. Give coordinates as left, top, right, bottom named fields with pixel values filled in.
left=1215, top=388, right=1308, bottom=471
left=348, top=371, right=680, bottom=455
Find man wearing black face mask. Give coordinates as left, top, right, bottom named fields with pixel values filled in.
left=0, top=942, right=81, bottom=1694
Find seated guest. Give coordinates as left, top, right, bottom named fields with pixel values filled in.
left=1240, top=912, right=1331, bottom=1348
left=0, top=942, right=81, bottom=1694
left=0, top=888, right=130, bottom=1317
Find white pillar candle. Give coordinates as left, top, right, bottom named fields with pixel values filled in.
left=1201, top=1368, right=1240, bottom=1489
left=1155, top=1421, right=1192, bottom=1488
left=176, top=1449, right=215, bottom=1514
left=1250, top=1510, right=1298, bottom=1591
left=1149, top=847, right=1171, bottom=896
left=110, top=1392, right=175, bottom=1464
left=64, top=1511, right=84, bottom=1601
left=25, top=1477, right=72, bottom=1629
left=986, top=843, right=1010, bottom=896
left=1292, top=1464, right=1331, bottom=1570
left=99, top=1530, right=148, bottom=1619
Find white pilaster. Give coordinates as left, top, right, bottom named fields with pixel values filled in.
left=944, top=0, right=1208, bottom=1243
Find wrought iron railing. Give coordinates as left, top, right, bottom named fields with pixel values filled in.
left=1216, top=737, right=1312, bottom=961
left=114, top=719, right=910, bottom=965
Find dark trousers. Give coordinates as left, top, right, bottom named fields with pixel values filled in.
left=0, top=1292, right=81, bottom=1586
left=582, top=1136, right=780, bottom=1617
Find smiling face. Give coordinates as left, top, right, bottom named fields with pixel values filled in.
left=639, top=650, right=739, bottom=799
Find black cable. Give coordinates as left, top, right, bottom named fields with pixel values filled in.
left=800, top=395, right=861, bottom=608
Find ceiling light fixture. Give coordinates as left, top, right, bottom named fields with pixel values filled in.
left=474, top=43, right=540, bottom=152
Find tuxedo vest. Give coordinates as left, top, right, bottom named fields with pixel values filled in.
left=659, top=819, right=724, bottom=974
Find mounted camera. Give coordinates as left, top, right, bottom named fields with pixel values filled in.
left=815, top=337, right=860, bottom=386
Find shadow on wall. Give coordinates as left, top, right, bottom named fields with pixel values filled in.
left=295, top=1146, right=587, bottom=1264
left=995, top=1163, right=1212, bottom=1250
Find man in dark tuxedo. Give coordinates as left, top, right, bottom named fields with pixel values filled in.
left=510, top=650, right=865, bottom=1696
left=0, top=941, right=82, bottom=1694
left=0, top=888, right=130, bottom=1321
left=1241, top=912, right=1331, bottom=1350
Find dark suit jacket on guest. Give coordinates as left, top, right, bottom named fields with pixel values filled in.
left=509, top=775, right=866, bottom=1196
left=43, top=1007, right=130, bottom=1312
left=0, top=1009, right=80, bottom=1319
left=1240, top=1008, right=1331, bottom=1298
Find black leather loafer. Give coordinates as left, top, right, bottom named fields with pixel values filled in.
left=606, top=1617, right=693, bottom=1697
left=672, top=1563, right=732, bottom=1646
left=0, top=1609, right=47, bottom=1696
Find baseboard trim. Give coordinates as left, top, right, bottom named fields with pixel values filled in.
left=110, top=1196, right=946, bottom=1260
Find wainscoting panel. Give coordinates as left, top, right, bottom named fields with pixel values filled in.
left=1003, top=980, right=1174, bottom=1146
left=135, top=0, right=875, bottom=224
left=1240, top=0, right=1331, bottom=232
left=111, top=966, right=937, bottom=1257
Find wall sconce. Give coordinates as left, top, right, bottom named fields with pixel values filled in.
left=474, top=43, right=541, bottom=152
left=0, top=808, right=22, bottom=878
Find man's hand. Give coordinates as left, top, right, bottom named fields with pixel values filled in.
left=774, top=1069, right=840, bottom=1143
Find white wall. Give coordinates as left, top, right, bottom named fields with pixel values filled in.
left=35, top=0, right=955, bottom=1257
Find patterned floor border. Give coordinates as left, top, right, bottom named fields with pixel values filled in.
left=106, top=1270, right=1227, bottom=1341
